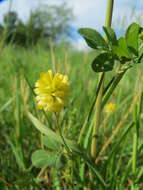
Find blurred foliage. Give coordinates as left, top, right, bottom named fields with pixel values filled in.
left=0, top=2, right=73, bottom=47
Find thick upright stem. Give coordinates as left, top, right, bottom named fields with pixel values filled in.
left=105, top=0, right=114, bottom=28
left=91, top=0, right=114, bottom=159
left=91, top=73, right=104, bottom=158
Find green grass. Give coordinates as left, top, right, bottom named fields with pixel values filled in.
left=0, top=44, right=143, bottom=189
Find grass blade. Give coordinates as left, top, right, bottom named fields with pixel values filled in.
left=0, top=97, right=14, bottom=113
left=6, top=136, right=25, bottom=171
left=106, top=122, right=134, bottom=164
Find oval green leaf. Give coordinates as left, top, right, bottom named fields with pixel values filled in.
left=92, top=52, right=114, bottom=72
left=31, top=150, right=63, bottom=169
left=42, top=135, right=60, bottom=150
left=125, top=23, right=139, bottom=55
left=112, top=37, right=131, bottom=58
left=78, top=28, right=108, bottom=50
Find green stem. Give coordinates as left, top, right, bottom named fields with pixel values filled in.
left=132, top=130, right=137, bottom=176
left=53, top=169, right=62, bottom=190
left=15, top=73, right=23, bottom=161
left=78, top=73, right=104, bottom=145
left=91, top=0, right=114, bottom=159
left=121, top=141, right=143, bottom=185
left=16, top=74, right=21, bottom=140
left=132, top=105, right=138, bottom=188
left=36, top=166, right=47, bottom=181
left=91, top=73, right=104, bottom=158
left=102, top=69, right=127, bottom=108
left=105, top=0, right=114, bottom=28
left=55, top=113, right=71, bottom=155
left=132, top=91, right=142, bottom=187
left=79, top=68, right=125, bottom=149
left=137, top=91, right=143, bottom=118
left=78, top=116, right=88, bottom=145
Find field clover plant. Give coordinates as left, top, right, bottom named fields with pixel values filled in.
left=27, top=0, right=143, bottom=189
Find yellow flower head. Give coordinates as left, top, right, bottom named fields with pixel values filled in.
left=105, top=102, right=115, bottom=114
left=34, top=70, right=69, bottom=112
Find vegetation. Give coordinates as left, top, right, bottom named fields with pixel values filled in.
left=0, top=2, right=73, bottom=47
left=1, top=0, right=143, bottom=189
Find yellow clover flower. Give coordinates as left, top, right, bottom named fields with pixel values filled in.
left=34, top=70, right=69, bottom=112
left=105, top=102, right=115, bottom=114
